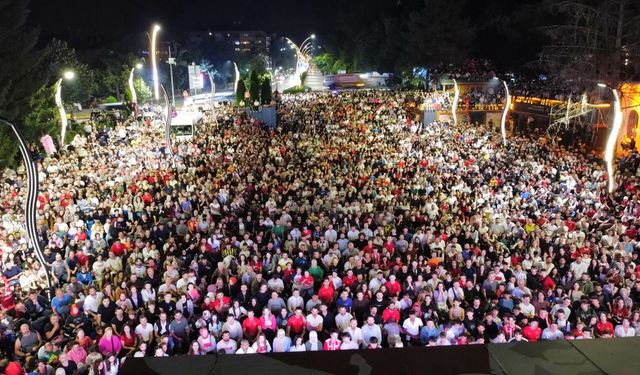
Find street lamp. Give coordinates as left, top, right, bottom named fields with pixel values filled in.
left=600, top=83, right=623, bottom=193
left=500, top=80, right=511, bottom=146
left=299, top=34, right=315, bottom=52
left=0, top=117, right=53, bottom=298
left=150, top=24, right=161, bottom=100
left=452, top=79, right=459, bottom=125
left=160, top=84, right=172, bottom=153
left=55, top=70, right=75, bottom=146
left=128, top=63, right=143, bottom=105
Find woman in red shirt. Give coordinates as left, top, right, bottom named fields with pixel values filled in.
left=611, top=298, right=630, bottom=325
left=317, top=279, right=335, bottom=305
left=594, top=313, right=615, bottom=338
left=299, top=271, right=314, bottom=299
left=120, top=325, right=138, bottom=357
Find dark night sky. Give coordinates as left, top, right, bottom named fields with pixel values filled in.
left=26, top=0, right=548, bottom=71
left=28, top=0, right=320, bottom=41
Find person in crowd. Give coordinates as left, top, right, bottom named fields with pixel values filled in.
left=0, top=87, right=638, bottom=374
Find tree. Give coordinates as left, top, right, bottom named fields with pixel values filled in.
left=44, top=39, right=98, bottom=104
left=21, top=85, right=59, bottom=141
left=0, top=0, right=45, bottom=122
left=540, top=0, right=640, bottom=85
left=128, top=77, right=152, bottom=104
left=248, top=55, right=268, bottom=76
left=0, top=0, right=47, bottom=167
left=249, top=70, right=260, bottom=103
left=236, top=79, right=246, bottom=105
left=261, top=77, right=272, bottom=104
left=331, top=60, right=348, bottom=74
left=313, top=53, right=335, bottom=74
left=96, top=63, right=130, bottom=100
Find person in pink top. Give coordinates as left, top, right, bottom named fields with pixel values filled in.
left=98, top=327, right=123, bottom=356
left=259, top=308, right=277, bottom=341
left=66, top=342, right=87, bottom=366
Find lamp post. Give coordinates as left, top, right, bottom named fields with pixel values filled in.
left=0, top=117, right=53, bottom=298
left=600, top=83, right=623, bottom=193
left=160, top=84, right=172, bottom=153
left=286, top=36, right=314, bottom=87
left=150, top=24, right=161, bottom=100
left=55, top=70, right=75, bottom=146
left=500, top=80, right=511, bottom=146
left=452, top=79, right=459, bottom=125
left=207, top=72, right=216, bottom=109
left=128, top=63, right=143, bottom=105
left=299, top=34, right=315, bottom=55
left=166, top=44, right=176, bottom=106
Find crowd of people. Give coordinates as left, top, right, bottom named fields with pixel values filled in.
left=1, top=88, right=640, bottom=375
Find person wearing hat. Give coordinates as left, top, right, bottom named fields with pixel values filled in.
left=65, top=304, right=90, bottom=336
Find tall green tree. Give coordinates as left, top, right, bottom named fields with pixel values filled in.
left=313, top=53, right=336, bottom=74
left=249, top=70, right=260, bottom=103
left=21, top=85, right=57, bottom=141
left=0, top=0, right=45, bottom=122
left=0, top=0, right=47, bottom=167
left=44, top=39, right=98, bottom=104
left=236, top=79, right=246, bottom=105
left=126, top=76, right=152, bottom=104
left=261, top=77, right=272, bottom=104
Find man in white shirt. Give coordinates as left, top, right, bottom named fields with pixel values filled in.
left=306, top=307, right=324, bottom=334
left=343, top=318, right=363, bottom=347
left=570, top=255, right=589, bottom=277
left=360, top=316, right=382, bottom=347
left=236, top=339, right=256, bottom=354
left=83, top=287, right=102, bottom=319
left=402, top=311, right=423, bottom=345
left=324, top=225, right=338, bottom=244
left=287, top=290, right=304, bottom=313
left=135, top=316, right=154, bottom=344
left=217, top=331, right=238, bottom=353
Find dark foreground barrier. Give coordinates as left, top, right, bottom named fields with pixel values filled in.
left=120, top=337, right=640, bottom=375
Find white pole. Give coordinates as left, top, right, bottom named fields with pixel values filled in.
left=452, top=79, right=459, bottom=125
left=168, top=44, right=175, bottom=106
left=54, top=78, right=68, bottom=146
left=0, top=118, right=54, bottom=298
left=234, top=62, right=240, bottom=95
left=208, top=73, right=215, bottom=108
left=128, top=67, right=137, bottom=104
left=151, top=25, right=161, bottom=100
left=604, top=87, right=623, bottom=193
left=500, top=80, right=511, bottom=146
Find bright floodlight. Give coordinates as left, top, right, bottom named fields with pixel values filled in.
left=136, top=63, right=143, bottom=69
left=311, top=34, right=316, bottom=39
left=63, top=71, right=75, bottom=80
